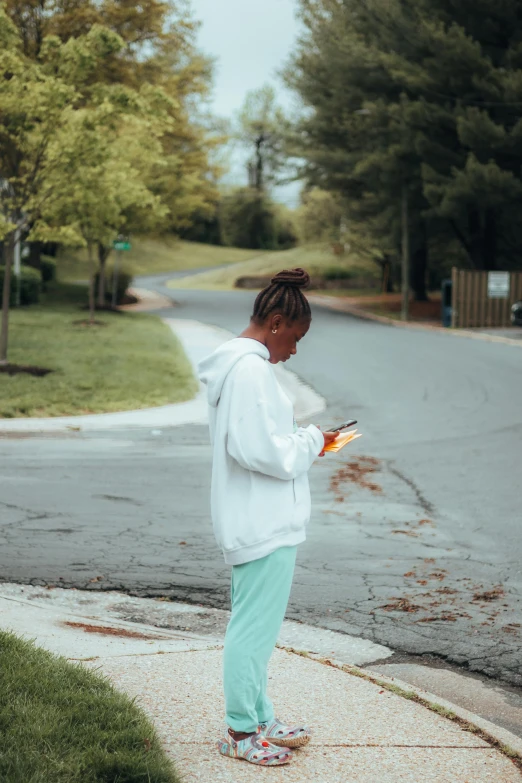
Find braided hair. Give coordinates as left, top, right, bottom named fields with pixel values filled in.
left=252, top=268, right=311, bottom=324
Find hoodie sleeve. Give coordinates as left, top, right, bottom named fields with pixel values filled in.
left=227, top=400, right=324, bottom=481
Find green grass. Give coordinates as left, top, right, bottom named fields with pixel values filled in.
left=58, top=237, right=266, bottom=281
left=0, top=630, right=180, bottom=783
left=166, top=244, right=378, bottom=291
left=0, top=283, right=197, bottom=418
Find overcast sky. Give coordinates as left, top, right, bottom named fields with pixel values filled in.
left=191, top=0, right=301, bottom=203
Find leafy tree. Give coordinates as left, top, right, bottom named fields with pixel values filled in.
left=238, top=85, right=286, bottom=190
left=0, top=6, right=78, bottom=361
left=219, top=187, right=296, bottom=250
left=296, top=188, right=344, bottom=245
left=33, top=78, right=170, bottom=321
left=5, top=0, right=222, bottom=270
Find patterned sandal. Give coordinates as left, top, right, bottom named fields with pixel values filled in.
left=217, top=730, right=293, bottom=765
left=259, top=718, right=311, bottom=748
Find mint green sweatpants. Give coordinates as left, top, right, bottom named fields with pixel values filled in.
left=223, top=545, right=297, bottom=732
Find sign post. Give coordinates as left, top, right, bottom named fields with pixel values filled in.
left=112, top=235, right=131, bottom=307
left=13, top=228, right=21, bottom=307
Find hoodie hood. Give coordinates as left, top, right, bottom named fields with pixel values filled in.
left=198, top=337, right=270, bottom=408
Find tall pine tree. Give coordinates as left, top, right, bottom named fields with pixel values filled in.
left=286, top=0, right=522, bottom=298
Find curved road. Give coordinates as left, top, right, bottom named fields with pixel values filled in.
left=1, top=275, right=521, bottom=695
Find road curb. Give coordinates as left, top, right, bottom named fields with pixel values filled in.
left=283, top=646, right=522, bottom=767
left=309, top=295, right=522, bottom=347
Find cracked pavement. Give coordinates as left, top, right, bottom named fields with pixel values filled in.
left=1, top=284, right=521, bottom=693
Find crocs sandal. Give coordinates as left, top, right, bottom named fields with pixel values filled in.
left=217, top=731, right=293, bottom=765
left=259, top=718, right=311, bottom=748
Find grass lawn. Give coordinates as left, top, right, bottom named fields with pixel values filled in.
left=0, top=630, right=179, bottom=783
left=167, top=244, right=378, bottom=291
left=0, top=283, right=197, bottom=418
left=58, top=237, right=265, bottom=281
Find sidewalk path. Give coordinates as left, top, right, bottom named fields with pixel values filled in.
left=0, top=318, right=325, bottom=432
left=1, top=583, right=521, bottom=782
left=309, top=294, right=522, bottom=347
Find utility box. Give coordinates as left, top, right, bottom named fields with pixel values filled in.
left=441, top=279, right=453, bottom=327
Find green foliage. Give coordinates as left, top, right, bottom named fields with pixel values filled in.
left=40, top=255, right=57, bottom=284
left=0, top=266, right=41, bottom=306
left=296, top=189, right=344, bottom=245
left=0, top=630, right=180, bottom=781
left=323, top=266, right=354, bottom=281
left=220, top=188, right=296, bottom=250
left=286, top=0, right=522, bottom=300
left=0, top=0, right=221, bottom=360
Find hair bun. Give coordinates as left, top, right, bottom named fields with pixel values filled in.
left=271, top=268, right=310, bottom=289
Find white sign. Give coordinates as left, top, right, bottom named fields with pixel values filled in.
left=488, top=271, right=510, bottom=298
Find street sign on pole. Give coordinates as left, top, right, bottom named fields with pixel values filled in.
left=113, top=240, right=131, bottom=251
left=14, top=228, right=21, bottom=308
left=112, top=236, right=131, bottom=307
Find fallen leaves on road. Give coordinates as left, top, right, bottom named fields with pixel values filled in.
left=379, top=598, right=422, bottom=613
left=329, top=456, right=382, bottom=501
left=416, top=611, right=472, bottom=623
left=392, top=529, right=420, bottom=537
left=472, top=585, right=505, bottom=602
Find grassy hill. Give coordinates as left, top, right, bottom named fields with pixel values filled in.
left=57, top=237, right=266, bottom=281
left=166, top=244, right=378, bottom=291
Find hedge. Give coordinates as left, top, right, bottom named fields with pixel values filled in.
left=40, top=255, right=57, bottom=284
left=0, top=266, right=41, bottom=306
left=94, top=265, right=134, bottom=305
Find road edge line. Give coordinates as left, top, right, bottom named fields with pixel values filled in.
left=280, top=645, right=522, bottom=768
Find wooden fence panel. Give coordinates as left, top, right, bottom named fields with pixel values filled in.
left=451, top=269, right=522, bottom=328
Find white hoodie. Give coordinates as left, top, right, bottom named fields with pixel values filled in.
left=198, top=338, right=324, bottom=566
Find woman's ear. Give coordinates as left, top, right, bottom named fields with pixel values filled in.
left=270, top=314, right=283, bottom=333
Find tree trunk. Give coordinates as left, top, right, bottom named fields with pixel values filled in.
left=88, top=243, right=95, bottom=325
left=411, top=243, right=429, bottom=301
left=255, top=135, right=264, bottom=191
left=484, top=210, right=497, bottom=270
left=468, top=208, right=485, bottom=270
left=0, top=232, right=14, bottom=364
left=97, top=243, right=111, bottom=307
left=28, top=241, right=42, bottom=272
left=380, top=255, right=393, bottom=293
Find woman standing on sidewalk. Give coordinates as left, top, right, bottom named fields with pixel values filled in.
left=198, top=268, right=338, bottom=766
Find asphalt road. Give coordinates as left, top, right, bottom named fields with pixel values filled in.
left=1, top=276, right=521, bottom=694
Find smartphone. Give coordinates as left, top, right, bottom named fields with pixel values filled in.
left=326, top=419, right=357, bottom=433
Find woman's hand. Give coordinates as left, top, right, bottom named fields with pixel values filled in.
left=319, top=430, right=339, bottom=457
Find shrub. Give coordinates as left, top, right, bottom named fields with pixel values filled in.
left=40, top=255, right=57, bottom=284
left=94, top=265, right=134, bottom=305
left=0, top=266, right=41, bottom=306
left=323, top=266, right=354, bottom=281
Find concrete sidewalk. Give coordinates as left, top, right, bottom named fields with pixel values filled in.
left=1, top=583, right=521, bottom=782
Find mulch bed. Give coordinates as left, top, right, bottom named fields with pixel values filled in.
left=0, top=363, right=53, bottom=377
left=72, top=319, right=108, bottom=327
